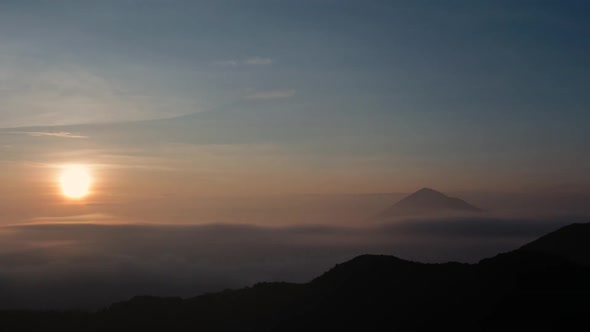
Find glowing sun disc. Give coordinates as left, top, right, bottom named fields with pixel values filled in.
left=59, top=165, right=92, bottom=199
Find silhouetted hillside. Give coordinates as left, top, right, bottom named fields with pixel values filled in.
left=378, top=188, right=482, bottom=218
left=517, top=223, right=590, bottom=265
left=1, top=223, right=589, bottom=331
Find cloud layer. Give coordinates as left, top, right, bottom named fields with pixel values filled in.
left=0, top=216, right=581, bottom=310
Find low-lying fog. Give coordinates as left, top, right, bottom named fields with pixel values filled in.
left=0, top=208, right=587, bottom=309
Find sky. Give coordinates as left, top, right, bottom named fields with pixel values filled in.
left=0, top=0, right=589, bottom=308
left=1, top=0, right=589, bottom=201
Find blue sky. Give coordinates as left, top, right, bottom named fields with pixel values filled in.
left=0, top=0, right=589, bottom=201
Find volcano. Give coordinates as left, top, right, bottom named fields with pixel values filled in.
left=378, top=188, right=482, bottom=218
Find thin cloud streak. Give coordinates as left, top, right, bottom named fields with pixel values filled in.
left=5, top=131, right=88, bottom=139
left=246, top=89, right=296, bottom=100
left=243, top=57, right=274, bottom=65
left=213, top=57, right=274, bottom=67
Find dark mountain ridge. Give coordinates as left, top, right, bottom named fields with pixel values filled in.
left=517, top=223, right=590, bottom=265
left=1, top=223, right=589, bottom=331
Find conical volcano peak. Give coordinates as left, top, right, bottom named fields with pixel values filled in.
left=407, top=188, right=448, bottom=199
left=378, top=188, right=482, bottom=218
left=416, top=187, right=439, bottom=194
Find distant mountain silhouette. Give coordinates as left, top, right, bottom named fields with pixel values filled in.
left=1, top=223, right=589, bottom=331
left=378, top=188, right=482, bottom=218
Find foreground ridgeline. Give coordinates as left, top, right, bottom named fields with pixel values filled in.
left=1, top=223, right=590, bottom=331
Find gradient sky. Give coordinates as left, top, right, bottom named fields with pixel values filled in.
left=1, top=0, right=589, bottom=225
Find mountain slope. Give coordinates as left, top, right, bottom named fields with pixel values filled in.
left=517, top=223, right=590, bottom=265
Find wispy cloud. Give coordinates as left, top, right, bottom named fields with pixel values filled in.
left=23, top=213, right=118, bottom=225
left=0, top=62, right=193, bottom=128
left=243, top=57, right=273, bottom=65
left=213, top=57, right=274, bottom=67
left=6, top=131, right=88, bottom=139
left=245, top=89, right=296, bottom=100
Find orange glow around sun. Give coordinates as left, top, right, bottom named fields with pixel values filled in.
left=59, top=165, right=93, bottom=199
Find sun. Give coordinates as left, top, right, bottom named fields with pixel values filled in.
left=59, top=164, right=93, bottom=199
